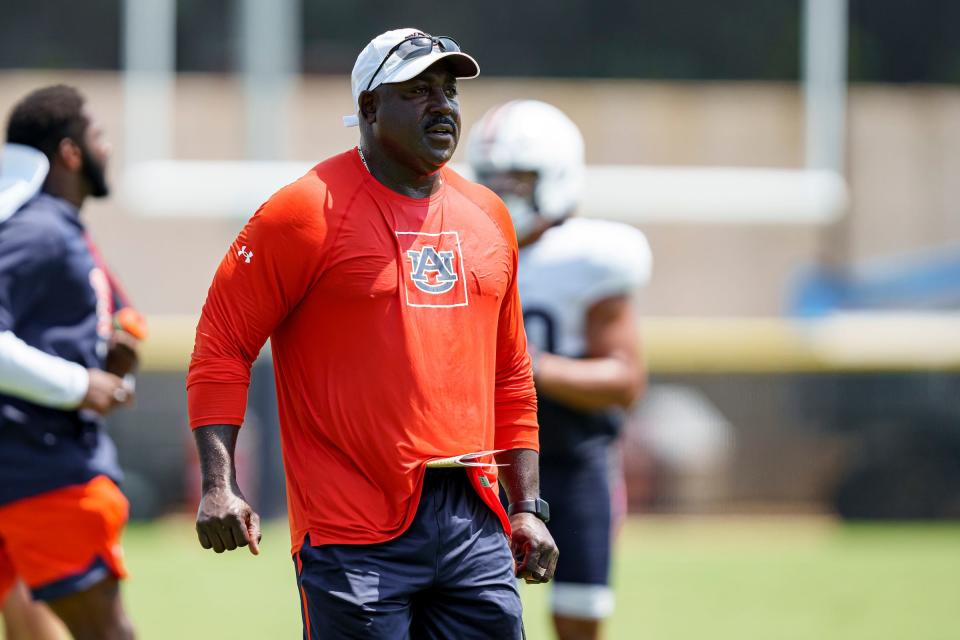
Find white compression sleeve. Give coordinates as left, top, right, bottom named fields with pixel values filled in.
left=0, top=330, right=89, bottom=409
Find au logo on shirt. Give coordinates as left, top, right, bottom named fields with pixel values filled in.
left=407, top=247, right=457, bottom=294
left=396, top=231, right=469, bottom=308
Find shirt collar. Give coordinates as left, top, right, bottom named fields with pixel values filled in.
left=36, top=192, right=84, bottom=229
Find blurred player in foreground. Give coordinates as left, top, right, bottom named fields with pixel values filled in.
left=0, top=86, right=145, bottom=640
left=187, top=28, right=556, bottom=638
left=469, top=100, right=651, bottom=640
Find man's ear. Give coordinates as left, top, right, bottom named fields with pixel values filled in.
left=56, top=138, right=82, bottom=172
left=358, top=90, right=378, bottom=124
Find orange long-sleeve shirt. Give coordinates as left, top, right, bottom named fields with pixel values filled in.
left=187, top=149, right=538, bottom=552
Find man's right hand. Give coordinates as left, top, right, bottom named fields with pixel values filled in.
left=196, top=485, right=261, bottom=555
left=78, top=368, right=133, bottom=414
left=105, top=330, right=140, bottom=377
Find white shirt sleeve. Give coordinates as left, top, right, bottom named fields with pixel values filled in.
left=0, top=330, right=89, bottom=409
left=580, top=223, right=653, bottom=309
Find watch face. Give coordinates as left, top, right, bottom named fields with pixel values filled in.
left=536, top=498, right=550, bottom=523
left=509, top=498, right=550, bottom=523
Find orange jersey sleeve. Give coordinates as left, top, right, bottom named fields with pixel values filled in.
left=494, top=267, right=539, bottom=451
left=472, top=184, right=539, bottom=452
left=186, top=174, right=329, bottom=428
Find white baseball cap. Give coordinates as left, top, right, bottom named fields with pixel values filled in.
left=0, top=143, right=49, bottom=223
left=342, top=28, right=480, bottom=127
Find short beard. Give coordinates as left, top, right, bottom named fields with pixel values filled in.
left=80, top=143, right=109, bottom=198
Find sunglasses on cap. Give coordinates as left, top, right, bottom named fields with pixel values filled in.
left=365, top=35, right=462, bottom=92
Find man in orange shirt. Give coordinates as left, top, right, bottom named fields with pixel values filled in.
left=187, top=28, right=558, bottom=638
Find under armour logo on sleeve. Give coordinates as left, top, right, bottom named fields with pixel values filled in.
left=237, top=246, right=254, bottom=263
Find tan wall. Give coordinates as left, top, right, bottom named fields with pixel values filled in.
left=847, top=86, right=960, bottom=261
left=2, top=71, right=957, bottom=316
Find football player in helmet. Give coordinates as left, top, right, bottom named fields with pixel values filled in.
left=468, top=100, right=651, bottom=640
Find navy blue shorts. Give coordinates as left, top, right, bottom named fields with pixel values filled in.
left=294, top=468, right=523, bottom=639
left=540, top=446, right=618, bottom=619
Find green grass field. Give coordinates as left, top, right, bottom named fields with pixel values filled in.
left=117, top=516, right=960, bottom=639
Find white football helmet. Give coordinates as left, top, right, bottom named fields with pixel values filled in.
left=467, top=100, right=585, bottom=238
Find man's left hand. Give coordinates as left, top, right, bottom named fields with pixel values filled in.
left=509, top=512, right=558, bottom=584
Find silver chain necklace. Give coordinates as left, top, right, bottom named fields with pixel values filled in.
left=357, top=146, right=370, bottom=173
left=357, top=145, right=444, bottom=188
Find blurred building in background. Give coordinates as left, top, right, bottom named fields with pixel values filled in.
left=2, top=0, right=958, bottom=520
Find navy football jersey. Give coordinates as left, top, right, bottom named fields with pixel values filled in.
left=0, top=193, right=123, bottom=505
left=518, top=218, right=652, bottom=462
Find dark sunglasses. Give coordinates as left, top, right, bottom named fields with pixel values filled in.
left=365, top=35, right=462, bottom=92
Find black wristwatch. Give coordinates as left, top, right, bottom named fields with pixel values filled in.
left=508, top=498, right=550, bottom=523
